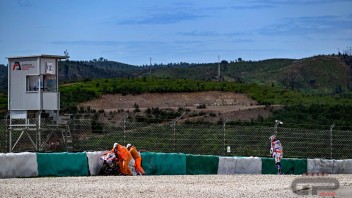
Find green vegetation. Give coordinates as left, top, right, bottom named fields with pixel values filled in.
left=146, top=55, right=352, bottom=94
left=0, top=92, right=6, bottom=108
left=59, top=77, right=352, bottom=127
left=33, top=55, right=351, bottom=95
left=1, top=55, right=351, bottom=94
left=60, top=77, right=352, bottom=106
left=57, top=58, right=140, bottom=83
left=0, top=64, right=7, bottom=92
left=0, top=92, right=7, bottom=116
left=264, top=104, right=352, bottom=129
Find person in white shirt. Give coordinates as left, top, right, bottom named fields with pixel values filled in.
left=269, top=135, right=283, bottom=175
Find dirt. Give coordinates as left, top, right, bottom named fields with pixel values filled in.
left=78, top=91, right=281, bottom=122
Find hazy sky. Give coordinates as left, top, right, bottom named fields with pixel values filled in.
left=0, top=0, right=351, bottom=65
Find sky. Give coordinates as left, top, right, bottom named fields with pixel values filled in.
left=0, top=0, right=351, bottom=66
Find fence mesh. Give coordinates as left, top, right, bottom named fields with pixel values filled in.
left=1, top=116, right=351, bottom=159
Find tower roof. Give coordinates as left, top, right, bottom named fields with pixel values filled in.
left=7, top=54, right=69, bottom=59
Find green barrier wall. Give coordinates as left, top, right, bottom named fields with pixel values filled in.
left=141, top=152, right=186, bottom=175
left=186, top=154, right=219, bottom=175
left=37, top=152, right=89, bottom=177
left=261, top=157, right=307, bottom=175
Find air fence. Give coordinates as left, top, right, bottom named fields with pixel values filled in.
left=0, top=116, right=351, bottom=159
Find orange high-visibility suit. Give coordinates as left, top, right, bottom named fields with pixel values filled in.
left=128, top=146, right=145, bottom=175
left=115, top=145, right=132, bottom=176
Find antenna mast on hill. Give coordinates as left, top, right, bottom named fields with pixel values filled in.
left=149, top=57, right=152, bottom=74
left=64, top=49, right=69, bottom=60
left=218, top=55, right=221, bottom=79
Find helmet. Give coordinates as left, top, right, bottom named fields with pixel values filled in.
left=126, top=144, right=131, bottom=148
left=113, top=143, right=118, bottom=148
left=269, top=135, right=277, bottom=142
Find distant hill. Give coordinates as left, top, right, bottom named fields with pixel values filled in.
left=57, top=59, right=143, bottom=82
left=146, top=59, right=295, bottom=82
left=53, top=55, right=352, bottom=93
left=282, top=56, right=349, bottom=93
left=0, top=55, right=351, bottom=93
left=145, top=55, right=352, bottom=93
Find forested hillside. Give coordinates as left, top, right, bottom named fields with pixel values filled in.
left=57, top=58, right=142, bottom=83
left=147, top=56, right=351, bottom=94
left=0, top=64, right=7, bottom=91
left=56, top=54, right=352, bottom=94
left=1, top=54, right=351, bottom=93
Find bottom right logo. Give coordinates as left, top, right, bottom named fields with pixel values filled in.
left=291, top=177, right=339, bottom=196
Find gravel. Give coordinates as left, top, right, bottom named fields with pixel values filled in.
left=0, top=175, right=351, bottom=197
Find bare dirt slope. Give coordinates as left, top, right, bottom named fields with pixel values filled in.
left=79, top=91, right=280, bottom=121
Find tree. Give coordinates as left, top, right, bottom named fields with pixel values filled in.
left=286, top=67, right=301, bottom=91
left=221, top=60, right=228, bottom=65
left=98, top=57, right=106, bottom=62
left=221, top=60, right=228, bottom=71
left=288, top=71, right=297, bottom=90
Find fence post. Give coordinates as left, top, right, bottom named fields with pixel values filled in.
left=73, top=114, right=78, bottom=143
left=35, top=110, right=42, bottom=151
left=4, top=112, right=10, bottom=152
left=123, top=113, right=128, bottom=145
left=330, top=124, right=334, bottom=160
left=0, top=119, right=2, bottom=153
left=223, top=118, right=228, bottom=155
left=172, top=112, right=186, bottom=152
left=274, top=120, right=283, bottom=134
left=1, top=119, right=6, bottom=153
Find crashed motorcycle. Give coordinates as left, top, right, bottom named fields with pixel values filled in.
left=98, top=152, right=120, bottom=176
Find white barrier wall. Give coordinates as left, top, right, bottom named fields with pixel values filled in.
left=340, top=159, right=352, bottom=173
left=129, top=158, right=137, bottom=176
left=307, top=159, right=352, bottom=174
left=218, top=157, right=262, bottom=174
left=0, top=152, right=38, bottom=178
left=86, top=151, right=106, bottom=176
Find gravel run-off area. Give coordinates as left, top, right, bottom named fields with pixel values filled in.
left=1, top=175, right=352, bottom=197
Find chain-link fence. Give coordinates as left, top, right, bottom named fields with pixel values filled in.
left=1, top=116, right=351, bottom=159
